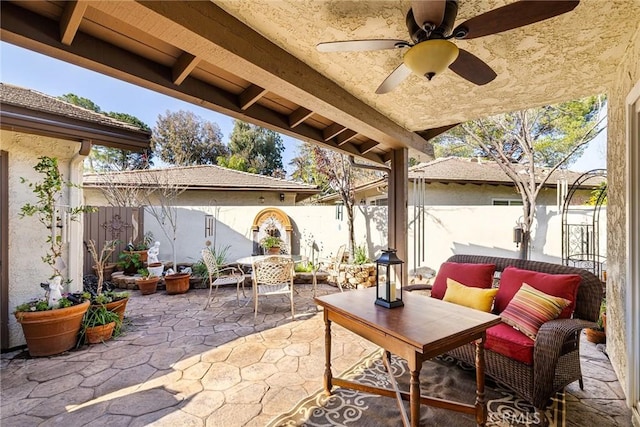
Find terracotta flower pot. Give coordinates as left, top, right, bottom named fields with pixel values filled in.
left=125, top=250, right=148, bottom=264
left=85, top=322, right=116, bottom=344
left=585, top=328, right=606, bottom=344
left=164, top=273, right=191, bottom=295
left=94, top=297, right=129, bottom=322
left=15, top=301, right=90, bottom=357
left=267, top=247, right=281, bottom=255
left=136, top=277, right=160, bottom=295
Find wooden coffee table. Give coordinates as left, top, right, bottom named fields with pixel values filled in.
left=314, top=288, right=501, bottom=427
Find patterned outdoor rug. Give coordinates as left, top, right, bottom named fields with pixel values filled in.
left=267, top=350, right=565, bottom=427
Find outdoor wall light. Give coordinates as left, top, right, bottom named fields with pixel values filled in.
left=279, top=193, right=285, bottom=202
left=375, top=248, right=404, bottom=309
left=259, top=196, right=265, bottom=204
left=513, top=221, right=524, bottom=248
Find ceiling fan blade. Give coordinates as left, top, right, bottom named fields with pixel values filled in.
left=376, top=63, right=412, bottom=94
left=411, top=0, right=446, bottom=29
left=316, top=39, right=409, bottom=53
left=453, top=1, right=580, bottom=40
left=448, top=49, right=497, bottom=86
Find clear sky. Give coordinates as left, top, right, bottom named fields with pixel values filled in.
left=1, top=41, right=606, bottom=173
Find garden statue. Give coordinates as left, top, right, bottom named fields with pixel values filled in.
left=148, top=241, right=161, bottom=264
left=48, top=276, right=63, bottom=308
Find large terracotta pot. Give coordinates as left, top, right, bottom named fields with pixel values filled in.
left=15, top=301, right=90, bottom=357
left=85, top=322, right=116, bottom=344
left=267, top=247, right=281, bottom=255
left=136, top=277, right=160, bottom=295
left=164, top=273, right=191, bottom=295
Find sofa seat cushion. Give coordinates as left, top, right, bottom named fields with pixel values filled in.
left=443, top=278, right=498, bottom=312
left=494, top=266, right=581, bottom=318
left=431, top=262, right=496, bottom=300
left=485, top=322, right=535, bottom=365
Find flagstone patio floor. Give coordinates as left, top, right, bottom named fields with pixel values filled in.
left=1, top=283, right=633, bottom=426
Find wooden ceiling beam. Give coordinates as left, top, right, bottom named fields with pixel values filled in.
left=102, top=1, right=431, bottom=155
left=288, top=107, right=313, bottom=128
left=0, top=1, right=387, bottom=165
left=59, top=0, right=87, bottom=45
left=172, top=52, right=200, bottom=85
left=358, top=140, right=379, bottom=155
left=335, top=129, right=358, bottom=146
left=322, top=123, right=346, bottom=141
left=238, top=84, right=267, bottom=110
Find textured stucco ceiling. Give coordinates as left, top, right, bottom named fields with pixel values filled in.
left=216, top=0, right=640, bottom=131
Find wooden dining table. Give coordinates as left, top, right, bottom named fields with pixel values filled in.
left=314, top=287, right=501, bottom=427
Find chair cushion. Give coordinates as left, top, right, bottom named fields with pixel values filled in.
left=443, top=278, right=498, bottom=312
left=431, top=262, right=496, bottom=300
left=494, top=266, right=581, bottom=318
left=485, top=322, right=535, bottom=365
left=500, top=283, right=570, bottom=340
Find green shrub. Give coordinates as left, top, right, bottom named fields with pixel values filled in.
left=353, top=244, right=370, bottom=265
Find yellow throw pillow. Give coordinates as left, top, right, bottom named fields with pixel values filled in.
left=443, top=278, right=498, bottom=312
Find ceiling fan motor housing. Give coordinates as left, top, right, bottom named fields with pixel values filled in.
left=407, top=0, right=459, bottom=43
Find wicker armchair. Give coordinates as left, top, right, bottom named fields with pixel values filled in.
left=252, top=256, right=295, bottom=320
left=201, top=249, right=245, bottom=309
left=440, top=254, right=603, bottom=411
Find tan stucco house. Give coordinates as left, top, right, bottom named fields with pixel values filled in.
left=0, top=83, right=151, bottom=350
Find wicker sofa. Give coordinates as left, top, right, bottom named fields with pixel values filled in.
left=435, top=254, right=603, bottom=411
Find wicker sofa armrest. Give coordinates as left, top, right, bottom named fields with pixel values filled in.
left=532, top=318, right=596, bottom=397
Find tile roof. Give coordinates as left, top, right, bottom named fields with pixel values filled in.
left=0, top=83, right=148, bottom=133
left=83, top=164, right=320, bottom=192
left=408, top=157, right=601, bottom=186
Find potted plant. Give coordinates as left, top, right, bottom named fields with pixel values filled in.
left=136, top=268, right=160, bottom=295
left=164, top=270, right=191, bottom=295
left=117, top=251, right=143, bottom=276
left=124, top=231, right=154, bottom=263
left=586, top=298, right=607, bottom=344
left=81, top=305, right=121, bottom=344
left=14, top=156, right=92, bottom=356
left=260, top=235, right=283, bottom=255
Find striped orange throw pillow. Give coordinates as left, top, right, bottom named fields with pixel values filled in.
left=500, top=283, right=571, bottom=340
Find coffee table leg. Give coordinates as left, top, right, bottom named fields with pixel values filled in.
left=323, top=313, right=333, bottom=396
left=475, top=333, right=487, bottom=427
left=409, top=355, right=420, bottom=427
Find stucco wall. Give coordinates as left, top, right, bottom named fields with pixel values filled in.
left=139, top=204, right=602, bottom=278
left=355, top=181, right=591, bottom=206
left=1, top=130, right=80, bottom=349
left=606, top=23, right=640, bottom=398
left=84, top=187, right=301, bottom=207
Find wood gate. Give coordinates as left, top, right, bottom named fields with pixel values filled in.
left=83, top=207, right=145, bottom=275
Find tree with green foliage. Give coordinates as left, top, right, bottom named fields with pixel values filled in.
left=289, top=143, right=329, bottom=189
left=216, top=153, right=257, bottom=174
left=432, top=95, right=606, bottom=259
left=224, top=120, right=285, bottom=177
left=58, top=93, right=153, bottom=171
left=152, top=110, right=227, bottom=166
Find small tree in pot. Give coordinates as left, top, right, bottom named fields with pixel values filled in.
left=15, top=156, right=92, bottom=356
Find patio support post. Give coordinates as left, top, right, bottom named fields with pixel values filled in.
left=388, top=148, right=408, bottom=286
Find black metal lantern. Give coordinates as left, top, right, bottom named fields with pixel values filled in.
left=375, top=248, right=404, bottom=308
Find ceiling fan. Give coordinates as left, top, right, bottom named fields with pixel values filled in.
left=316, top=0, right=580, bottom=94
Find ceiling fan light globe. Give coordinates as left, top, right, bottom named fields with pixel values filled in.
left=403, top=40, right=459, bottom=80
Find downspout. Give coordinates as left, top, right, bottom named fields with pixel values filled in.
left=67, top=140, right=92, bottom=292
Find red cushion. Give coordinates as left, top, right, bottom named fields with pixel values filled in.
left=485, top=323, right=535, bottom=365
left=431, top=262, right=496, bottom=300
left=494, top=267, right=581, bottom=318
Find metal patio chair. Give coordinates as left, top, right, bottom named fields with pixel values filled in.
left=202, top=248, right=246, bottom=309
